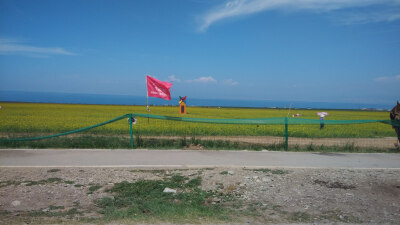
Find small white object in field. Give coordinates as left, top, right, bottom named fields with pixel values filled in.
left=163, top=187, right=177, bottom=193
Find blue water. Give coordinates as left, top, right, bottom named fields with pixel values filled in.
left=0, top=90, right=393, bottom=110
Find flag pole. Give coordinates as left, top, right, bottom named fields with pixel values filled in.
left=146, top=75, right=150, bottom=124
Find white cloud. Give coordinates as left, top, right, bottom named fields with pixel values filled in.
left=168, top=75, right=181, bottom=83
left=374, top=74, right=400, bottom=82
left=198, top=0, right=400, bottom=31
left=334, top=9, right=400, bottom=24
left=0, top=38, right=75, bottom=57
left=186, top=76, right=218, bottom=83
left=222, top=79, right=239, bottom=86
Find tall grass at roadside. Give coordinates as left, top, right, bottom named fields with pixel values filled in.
left=0, top=135, right=396, bottom=153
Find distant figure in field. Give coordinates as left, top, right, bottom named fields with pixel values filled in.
left=390, top=101, right=400, bottom=149
left=320, top=115, right=325, bottom=129
left=317, top=112, right=328, bottom=130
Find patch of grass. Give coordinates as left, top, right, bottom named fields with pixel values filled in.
left=290, top=211, right=312, bottom=222
left=95, top=175, right=229, bottom=223
left=64, top=180, right=75, bottom=184
left=129, top=169, right=166, bottom=174
left=1, top=134, right=396, bottom=152
left=47, top=177, right=63, bottom=183
left=0, top=180, right=22, bottom=187
left=1, top=178, right=73, bottom=187
left=220, top=171, right=228, bottom=175
left=49, top=205, right=65, bottom=210
left=185, top=177, right=202, bottom=188
left=47, top=169, right=61, bottom=173
left=247, top=168, right=289, bottom=175
left=0, top=136, right=130, bottom=149
left=203, top=168, right=215, bottom=170
left=25, top=177, right=63, bottom=186
left=88, top=185, right=102, bottom=194
left=74, top=184, right=84, bottom=188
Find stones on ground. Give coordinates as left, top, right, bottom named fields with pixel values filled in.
left=262, top=178, right=272, bottom=182
left=11, top=200, right=21, bottom=207
left=212, top=198, right=221, bottom=204
left=163, top=187, right=177, bottom=193
left=228, top=171, right=235, bottom=175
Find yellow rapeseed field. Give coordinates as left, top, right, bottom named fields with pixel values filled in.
left=0, top=102, right=396, bottom=138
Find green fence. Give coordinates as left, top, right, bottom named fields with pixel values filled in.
left=1, top=113, right=399, bottom=150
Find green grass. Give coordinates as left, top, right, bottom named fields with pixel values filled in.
left=88, top=185, right=102, bottom=194
left=0, top=135, right=397, bottom=152
left=248, top=168, right=289, bottom=175
left=0, top=178, right=75, bottom=187
left=95, top=175, right=229, bottom=223
left=25, top=177, right=63, bottom=186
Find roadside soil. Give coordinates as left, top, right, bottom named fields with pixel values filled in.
left=1, top=167, right=399, bottom=224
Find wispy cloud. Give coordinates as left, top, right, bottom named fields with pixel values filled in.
left=0, top=38, right=76, bottom=57
left=198, top=0, right=400, bottom=31
left=186, top=76, right=217, bottom=83
left=374, top=74, right=400, bottom=82
left=168, top=75, right=181, bottom=83
left=222, top=79, right=239, bottom=86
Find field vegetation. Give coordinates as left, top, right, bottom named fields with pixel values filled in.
left=0, top=102, right=394, bottom=139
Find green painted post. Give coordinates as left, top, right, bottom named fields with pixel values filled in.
left=129, top=115, right=134, bottom=148
left=285, top=117, right=288, bottom=150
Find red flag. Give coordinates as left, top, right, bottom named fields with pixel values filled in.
left=146, top=75, right=173, bottom=100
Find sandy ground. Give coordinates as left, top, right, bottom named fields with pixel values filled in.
left=1, top=167, right=399, bottom=224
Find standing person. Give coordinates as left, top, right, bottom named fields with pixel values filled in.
left=317, top=112, right=328, bottom=130
left=319, top=114, right=326, bottom=129
left=320, top=115, right=325, bottom=129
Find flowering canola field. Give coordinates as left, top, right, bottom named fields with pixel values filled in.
left=0, top=102, right=395, bottom=138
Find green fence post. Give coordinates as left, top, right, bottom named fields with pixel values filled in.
left=129, top=115, right=134, bottom=149
left=285, top=117, right=288, bottom=150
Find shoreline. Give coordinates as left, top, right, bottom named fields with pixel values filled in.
left=0, top=101, right=391, bottom=112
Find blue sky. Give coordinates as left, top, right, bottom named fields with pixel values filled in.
left=0, top=0, right=399, bottom=105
